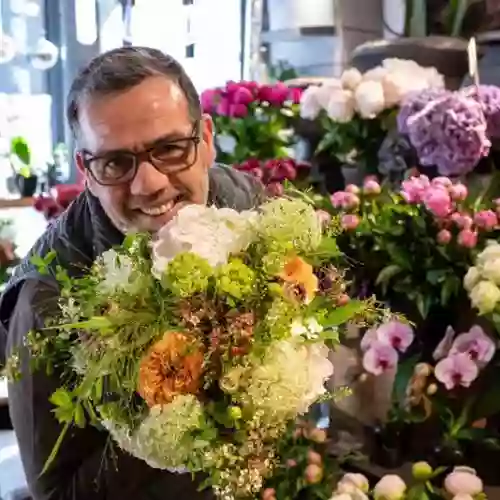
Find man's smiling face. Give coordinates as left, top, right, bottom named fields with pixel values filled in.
left=75, top=76, right=215, bottom=234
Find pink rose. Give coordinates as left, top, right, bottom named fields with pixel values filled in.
left=259, top=83, right=289, bottom=106
left=341, top=214, right=360, bottom=231
left=437, top=229, right=452, bottom=245
left=474, top=209, right=497, bottom=231
left=231, top=86, right=254, bottom=105
left=229, top=103, right=248, bottom=117
left=457, top=229, right=478, bottom=248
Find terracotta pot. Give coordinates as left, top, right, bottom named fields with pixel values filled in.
left=349, top=36, right=469, bottom=90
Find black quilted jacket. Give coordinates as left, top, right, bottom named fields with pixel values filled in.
left=0, top=165, right=263, bottom=500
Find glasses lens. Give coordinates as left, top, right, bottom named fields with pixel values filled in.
left=150, top=139, right=196, bottom=171
left=90, top=154, right=136, bottom=184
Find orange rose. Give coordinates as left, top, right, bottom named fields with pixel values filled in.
left=138, top=332, right=204, bottom=407
left=279, top=256, right=318, bottom=303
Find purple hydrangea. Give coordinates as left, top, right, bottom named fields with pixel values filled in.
left=406, top=92, right=491, bottom=176
left=397, top=88, right=450, bottom=135
left=474, top=84, right=500, bottom=139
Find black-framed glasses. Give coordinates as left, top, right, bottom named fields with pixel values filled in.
left=81, top=123, right=201, bottom=186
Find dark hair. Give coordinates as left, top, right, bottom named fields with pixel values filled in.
left=67, top=46, right=201, bottom=138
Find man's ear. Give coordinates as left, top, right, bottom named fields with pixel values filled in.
left=75, top=151, right=95, bottom=195
left=200, top=114, right=216, bottom=167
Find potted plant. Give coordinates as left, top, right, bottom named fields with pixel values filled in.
left=9, top=136, right=38, bottom=197
left=349, top=0, right=477, bottom=89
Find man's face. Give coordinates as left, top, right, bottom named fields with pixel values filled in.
left=75, top=76, right=215, bottom=233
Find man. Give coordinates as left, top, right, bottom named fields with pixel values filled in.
left=0, top=47, right=263, bottom=500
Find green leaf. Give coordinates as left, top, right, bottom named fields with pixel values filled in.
left=49, top=388, right=73, bottom=409
left=392, top=354, right=420, bottom=406
left=74, top=403, right=86, bottom=428
left=375, top=264, right=402, bottom=294
left=441, top=277, right=457, bottom=306
left=10, top=136, right=31, bottom=165
left=322, top=300, right=365, bottom=327
left=416, top=294, right=431, bottom=319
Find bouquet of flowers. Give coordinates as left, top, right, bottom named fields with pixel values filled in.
left=201, top=81, right=302, bottom=164
left=9, top=197, right=380, bottom=499
left=299, top=59, right=444, bottom=174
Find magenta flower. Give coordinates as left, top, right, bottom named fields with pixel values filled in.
left=288, top=87, right=303, bottom=104
left=200, top=88, right=221, bottom=113
left=362, top=341, right=399, bottom=376
left=423, top=186, right=452, bottom=218
left=434, top=353, right=479, bottom=390
left=258, top=83, right=289, bottom=106
left=376, top=320, right=415, bottom=353
left=331, top=191, right=360, bottom=210
left=474, top=209, right=497, bottom=231
left=231, top=86, right=254, bottom=105
left=449, top=325, right=496, bottom=367
left=457, top=229, right=478, bottom=248
left=401, top=175, right=431, bottom=204
left=360, top=328, right=378, bottom=351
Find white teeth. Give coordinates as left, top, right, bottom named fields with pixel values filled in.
left=141, top=200, right=174, bottom=216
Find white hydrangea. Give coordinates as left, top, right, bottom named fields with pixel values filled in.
left=97, top=249, right=136, bottom=294
left=102, top=394, right=206, bottom=472
left=245, top=338, right=333, bottom=420
left=151, top=204, right=257, bottom=276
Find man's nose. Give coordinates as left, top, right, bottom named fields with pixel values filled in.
left=129, top=160, right=170, bottom=196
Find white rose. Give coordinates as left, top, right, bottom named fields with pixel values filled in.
left=316, top=80, right=343, bottom=108
left=362, top=66, right=388, bottom=83
left=469, top=280, right=500, bottom=315
left=341, top=68, right=363, bottom=91
left=373, top=474, right=406, bottom=500
left=326, top=89, right=355, bottom=122
left=477, top=240, right=500, bottom=266
left=300, top=85, right=323, bottom=120
left=382, top=73, right=428, bottom=107
left=463, top=267, right=481, bottom=292
left=481, top=258, right=500, bottom=285
left=354, top=80, right=386, bottom=118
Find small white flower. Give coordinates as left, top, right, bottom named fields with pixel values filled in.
left=340, top=68, right=363, bottom=91
left=291, top=317, right=324, bottom=339
left=98, top=249, right=135, bottom=294
left=354, top=80, right=386, bottom=118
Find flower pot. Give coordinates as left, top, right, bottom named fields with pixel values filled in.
left=349, top=36, right=469, bottom=90
left=15, top=174, right=38, bottom=197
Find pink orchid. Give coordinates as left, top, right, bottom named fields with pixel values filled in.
left=360, top=328, right=378, bottom=351
left=331, top=191, right=359, bottom=210
left=433, top=326, right=455, bottom=361
left=457, top=229, right=478, bottom=249
left=474, top=210, right=497, bottom=231
left=449, top=325, right=496, bottom=367
left=434, top=353, right=479, bottom=390
left=376, top=320, right=415, bottom=353
left=423, top=186, right=453, bottom=218
left=362, top=341, right=399, bottom=375
left=401, top=175, right=430, bottom=204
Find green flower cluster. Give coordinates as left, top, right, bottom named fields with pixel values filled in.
left=163, top=252, right=213, bottom=298
left=215, top=258, right=256, bottom=303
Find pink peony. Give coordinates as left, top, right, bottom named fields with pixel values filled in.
left=474, top=209, right=497, bottom=231
left=423, top=186, right=452, bottom=218
left=444, top=467, right=483, bottom=496
left=451, top=212, right=473, bottom=230
left=200, top=88, right=221, bottom=113
left=231, top=86, right=254, bottom=105
left=262, top=487, right=276, bottom=500
left=457, top=229, right=478, bottom=248
left=362, top=341, right=399, bottom=376
left=437, top=229, right=452, bottom=245
left=316, top=209, right=332, bottom=228
left=373, top=474, right=406, bottom=500
left=363, top=179, right=381, bottom=195
left=258, top=83, right=289, bottom=106
left=266, top=182, right=284, bottom=197
left=434, top=353, right=479, bottom=390
left=376, top=320, right=414, bottom=353
left=345, top=184, right=360, bottom=194
left=331, top=191, right=360, bottom=210
left=449, top=325, right=496, bottom=367
left=449, top=183, right=468, bottom=201
left=341, top=214, right=360, bottom=231
left=432, top=176, right=453, bottom=188
left=401, top=175, right=431, bottom=203
left=229, top=103, right=248, bottom=118
left=304, top=463, right=323, bottom=484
